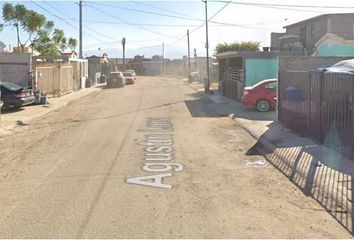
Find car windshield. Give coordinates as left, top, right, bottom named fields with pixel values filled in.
left=1, top=82, right=22, bottom=91
left=250, top=80, right=276, bottom=88
left=110, top=73, right=121, bottom=77
left=123, top=72, right=132, bottom=77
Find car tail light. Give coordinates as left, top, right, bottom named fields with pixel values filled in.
left=16, top=91, right=26, bottom=98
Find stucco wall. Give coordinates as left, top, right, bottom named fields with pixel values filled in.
left=0, top=53, right=31, bottom=87
left=245, top=58, right=278, bottom=86
left=328, top=14, right=354, bottom=40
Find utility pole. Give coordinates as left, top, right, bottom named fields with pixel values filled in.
left=187, top=29, right=191, bottom=83
left=122, top=37, right=126, bottom=71
left=98, top=47, right=101, bottom=74
left=162, top=42, right=165, bottom=75
left=0, top=78, right=2, bottom=127
left=79, top=0, right=83, bottom=59
left=202, top=0, right=210, bottom=93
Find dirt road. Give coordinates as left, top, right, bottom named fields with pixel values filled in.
left=0, top=76, right=350, bottom=238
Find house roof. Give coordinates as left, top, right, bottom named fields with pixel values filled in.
left=283, top=13, right=354, bottom=29
left=61, top=51, right=77, bottom=56
left=315, top=33, right=354, bottom=48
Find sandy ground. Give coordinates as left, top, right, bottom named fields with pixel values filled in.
left=0, top=76, right=350, bottom=238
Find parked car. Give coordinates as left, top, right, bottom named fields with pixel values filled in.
left=125, top=69, right=136, bottom=80
left=241, top=79, right=277, bottom=112
left=0, top=82, right=35, bottom=110
left=107, top=72, right=125, bottom=88
left=123, top=72, right=135, bottom=84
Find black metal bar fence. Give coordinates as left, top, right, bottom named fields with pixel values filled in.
left=219, top=66, right=244, bottom=101
left=279, top=70, right=354, bottom=158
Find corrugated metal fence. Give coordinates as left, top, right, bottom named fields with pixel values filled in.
left=279, top=70, right=354, bottom=157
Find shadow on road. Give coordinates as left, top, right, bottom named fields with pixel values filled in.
left=248, top=121, right=354, bottom=236
left=184, top=97, right=228, bottom=118
left=185, top=92, right=276, bottom=121
left=0, top=107, right=25, bottom=114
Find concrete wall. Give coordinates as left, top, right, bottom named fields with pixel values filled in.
left=141, top=58, right=215, bottom=80
left=87, top=57, right=101, bottom=85
left=0, top=53, right=31, bottom=87
left=142, top=61, right=163, bottom=76
left=278, top=56, right=352, bottom=71
left=328, top=14, right=354, bottom=40
left=271, top=32, right=286, bottom=50
left=70, top=59, right=88, bottom=90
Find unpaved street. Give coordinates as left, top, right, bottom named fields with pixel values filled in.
left=0, top=76, right=350, bottom=238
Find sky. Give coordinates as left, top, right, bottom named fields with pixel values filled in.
left=1, top=0, right=354, bottom=59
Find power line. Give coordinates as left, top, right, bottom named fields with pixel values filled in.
left=83, top=20, right=201, bottom=27
left=162, top=0, right=234, bottom=53
left=85, top=1, right=280, bottom=30
left=30, top=2, right=79, bottom=30
left=87, top=2, right=204, bottom=23
left=30, top=1, right=105, bottom=43
left=208, top=1, right=354, bottom=9
left=131, top=1, right=196, bottom=18
left=83, top=19, right=283, bottom=28
left=166, top=0, right=233, bottom=46
left=43, top=1, right=118, bottom=42
left=83, top=37, right=165, bottom=48
left=190, top=0, right=232, bottom=34
left=233, top=4, right=326, bottom=14
left=85, top=3, right=185, bottom=40
left=164, top=1, right=235, bottom=58
left=206, top=1, right=345, bottom=13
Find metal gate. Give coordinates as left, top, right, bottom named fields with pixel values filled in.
left=279, top=70, right=354, bottom=158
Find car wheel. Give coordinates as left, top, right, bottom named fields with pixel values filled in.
left=256, top=99, right=270, bottom=112
left=2, top=104, right=10, bottom=111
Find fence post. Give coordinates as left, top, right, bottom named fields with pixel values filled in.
left=319, top=71, right=325, bottom=143
left=351, top=75, right=354, bottom=157
left=307, top=71, right=312, bottom=135
left=58, top=62, right=61, bottom=97
left=277, top=70, right=281, bottom=122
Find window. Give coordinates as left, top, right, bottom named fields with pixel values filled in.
left=265, top=82, right=277, bottom=90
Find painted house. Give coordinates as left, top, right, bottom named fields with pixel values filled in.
left=272, top=13, right=354, bottom=55
left=314, top=33, right=354, bottom=57
left=69, top=58, right=88, bottom=90
left=61, top=51, right=78, bottom=59
left=216, top=51, right=302, bottom=101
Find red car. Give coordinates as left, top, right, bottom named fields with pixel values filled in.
left=241, top=79, right=277, bottom=112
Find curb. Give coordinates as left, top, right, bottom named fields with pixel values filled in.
left=229, top=113, right=353, bottom=228
left=46, top=87, right=101, bottom=114
left=0, top=87, right=102, bottom=136
left=228, top=113, right=277, bottom=154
